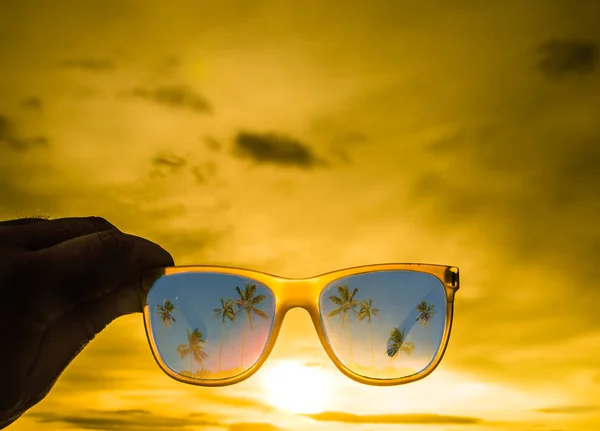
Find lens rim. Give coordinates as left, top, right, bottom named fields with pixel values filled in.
left=145, top=272, right=277, bottom=381
left=142, top=263, right=459, bottom=387
left=317, top=270, right=448, bottom=380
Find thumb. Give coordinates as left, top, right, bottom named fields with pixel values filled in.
left=26, top=229, right=174, bottom=322
left=17, top=230, right=174, bottom=409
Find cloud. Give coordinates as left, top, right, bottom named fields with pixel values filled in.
left=27, top=409, right=220, bottom=431
left=536, top=405, right=600, bottom=414
left=204, top=136, right=222, bottom=152
left=329, top=131, right=368, bottom=163
left=303, top=411, right=483, bottom=424
left=191, top=162, right=217, bottom=184
left=0, top=114, right=49, bottom=151
left=227, top=422, right=285, bottom=431
left=132, top=85, right=212, bottom=113
left=233, top=131, right=325, bottom=168
left=198, top=393, right=275, bottom=412
left=59, top=58, right=115, bottom=70
left=537, top=38, right=598, bottom=78
left=149, top=152, right=188, bottom=179
left=23, top=97, right=42, bottom=110
left=0, top=115, right=11, bottom=141
left=148, top=152, right=218, bottom=185
left=152, top=153, right=187, bottom=170
left=5, top=136, right=49, bottom=151
left=302, top=361, right=323, bottom=367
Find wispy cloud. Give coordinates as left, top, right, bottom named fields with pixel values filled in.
left=227, top=422, right=286, bottom=431
left=303, top=411, right=483, bottom=424
left=132, top=85, right=212, bottom=113
left=329, top=131, right=368, bottom=163
left=233, top=131, right=325, bottom=168
left=27, top=409, right=220, bottom=431
left=536, top=405, right=600, bottom=414
left=60, top=58, right=115, bottom=70
left=537, top=38, right=598, bottom=78
left=198, top=393, right=276, bottom=413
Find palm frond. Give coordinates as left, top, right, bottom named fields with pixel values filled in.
left=251, top=294, right=266, bottom=305
left=252, top=308, right=268, bottom=319
left=328, top=295, right=343, bottom=305
left=327, top=307, right=343, bottom=318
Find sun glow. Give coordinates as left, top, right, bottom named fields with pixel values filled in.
left=260, top=361, right=334, bottom=414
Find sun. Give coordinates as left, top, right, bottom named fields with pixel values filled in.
left=260, top=360, right=334, bottom=414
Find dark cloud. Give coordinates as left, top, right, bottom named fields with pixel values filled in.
left=153, top=154, right=187, bottom=169
left=149, top=153, right=218, bottom=184
left=233, top=131, right=325, bottom=168
left=132, top=85, right=212, bottom=113
left=60, top=58, right=115, bottom=70
left=0, top=115, right=13, bottom=140
left=5, top=136, right=49, bottom=151
left=27, top=409, right=219, bottom=431
left=303, top=411, right=482, bottom=424
left=204, top=135, right=222, bottom=151
left=536, top=405, right=600, bottom=414
left=23, top=97, right=42, bottom=110
left=330, top=131, right=368, bottom=163
left=191, top=162, right=217, bottom=184
left=0, top=114, right=49, bottom=151
left=537, top=38, right=598, bottom=78
left=149, top=152, right=187, bottom=179
left=191, top=166, right=206, bottom=183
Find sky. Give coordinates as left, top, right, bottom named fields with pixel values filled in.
left=1, top=0, right=599, bottom=430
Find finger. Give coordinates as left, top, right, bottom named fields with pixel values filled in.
left=0, top=217, right=49, bottom=227
left=25, top=229, right=174, bottom=323
left=0, top=216, right=115, bottom=250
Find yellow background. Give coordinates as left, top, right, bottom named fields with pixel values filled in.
left=1, top=1, right=599, bottom=430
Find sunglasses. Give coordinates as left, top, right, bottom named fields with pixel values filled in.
left=141, top=263, right=460, bottom=387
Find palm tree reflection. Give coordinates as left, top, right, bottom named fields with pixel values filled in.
left=177, top=328, right=208, bottom=376
left=156, top=299, right=177, bottom=354
left=386, top=327, right=415, bottom=362
left=327, top=284, right=359, bottom=364
left=213, top=297, right=236, bottom=372
left=358, top=298, right=380, bottom=369
left=235, top=283, right=268, bottom=369
left=416, top=300, right=435, bottom=357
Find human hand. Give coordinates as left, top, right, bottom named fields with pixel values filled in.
left=0, top=217, right=174, bottom=428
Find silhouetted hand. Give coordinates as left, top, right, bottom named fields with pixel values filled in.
left=0, top=217, right=174, bottom=429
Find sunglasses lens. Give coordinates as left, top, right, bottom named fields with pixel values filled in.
left=319, top=270, right=447, bottom=379
left=146, top=272, right=276, bottom=380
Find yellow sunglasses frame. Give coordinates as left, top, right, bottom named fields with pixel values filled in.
left=141, top=263, right=460, bottom=387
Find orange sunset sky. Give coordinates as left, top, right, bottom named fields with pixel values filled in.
left=1, top=1, right=599, bottom=431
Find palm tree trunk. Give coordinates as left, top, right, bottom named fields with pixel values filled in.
left=369, top=323, right=374, bottom=369
left=241, top=317, right=247, bottom=368
left=161, top=325, right=164, bottom=354
left=190, top=354, right=193, bottom=375
left=347, top=318, right=354, bottom=365
left=426, top=324, right=431, bottom=358
left=219, top=321, right=224, bottom=372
